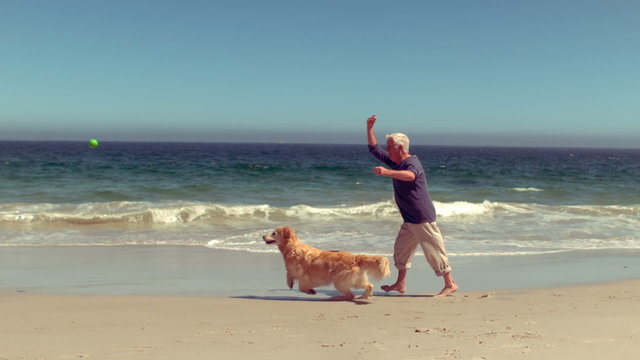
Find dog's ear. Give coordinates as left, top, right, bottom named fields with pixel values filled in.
left=281, top=226, right=293, bottom=240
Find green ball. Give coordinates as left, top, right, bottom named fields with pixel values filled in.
left=88, top=139, right=99, bottom=148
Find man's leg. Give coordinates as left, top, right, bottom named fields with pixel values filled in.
left=381, top=268, right=407, bottom=293
left=435, top=271, right=458, bottom=297
left=412, top=222, right=458, bottom=296
left=382, top=223, right=416, bottom=294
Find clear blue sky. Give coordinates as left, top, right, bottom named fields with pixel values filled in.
left=2, top=0, right=639, bottom=147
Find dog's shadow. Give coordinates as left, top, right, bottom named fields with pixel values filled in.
left=231, top=289, right=376, bottom=305
left=231, top=289, right=436, bottom=304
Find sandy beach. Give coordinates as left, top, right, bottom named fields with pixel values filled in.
left=2, top=280, right=639, bottom=359
left=1, top=245, right=640, bottom=359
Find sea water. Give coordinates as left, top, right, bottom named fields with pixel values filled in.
left=1, top=141, right=638, bottom=258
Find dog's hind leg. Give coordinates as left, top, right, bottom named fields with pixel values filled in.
left=330, top=282, right=355, bottom=301
left=354, top=273, right=373, bottom=299
left=357, top=282, right=374, bottom=299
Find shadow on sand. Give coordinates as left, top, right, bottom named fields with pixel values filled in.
left=231, top=289, right=436, bottom=304
left=232, top=289, right=375, bottom=304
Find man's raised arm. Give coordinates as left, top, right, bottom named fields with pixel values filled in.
left=366, top=115, right=378, bottom=146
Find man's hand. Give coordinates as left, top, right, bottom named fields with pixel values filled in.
left=366, top=114, right=377, bottom=131
left=373, top=166, right=387, bottom=176
left=367, top=115, right=378, bottom=146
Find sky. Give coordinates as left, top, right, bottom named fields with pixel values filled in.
left=1, top=0, right=639, bottom=147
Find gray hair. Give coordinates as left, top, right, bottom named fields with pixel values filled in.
left=386, top=133, right=410, bottom=153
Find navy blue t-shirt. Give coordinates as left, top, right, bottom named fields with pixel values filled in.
left=369, top=144, right=437, bottom=224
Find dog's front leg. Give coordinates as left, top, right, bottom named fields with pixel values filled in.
left=286, top=272, right=294, bottom=289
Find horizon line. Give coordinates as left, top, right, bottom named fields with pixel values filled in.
left=1, top=138, right=638, bottom=151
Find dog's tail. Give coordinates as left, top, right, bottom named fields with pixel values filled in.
left=357, top=255, right=391, bottom=281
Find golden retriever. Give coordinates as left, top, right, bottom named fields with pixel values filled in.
left=263, top=226, right=390, bottom=301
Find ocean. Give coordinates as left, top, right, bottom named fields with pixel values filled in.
left=1, top=141, right=639, bottom=258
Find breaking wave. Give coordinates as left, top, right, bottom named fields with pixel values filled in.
left=1, top=200, right=638, bottom=227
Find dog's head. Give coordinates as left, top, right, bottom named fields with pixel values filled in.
left=263, top=226, right=297, bottom=247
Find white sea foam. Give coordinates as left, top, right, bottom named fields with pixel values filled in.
left=3, top=200, right=639, bottom=226
left=449, top=249, right=572, bottom=257
left=511, top=187, right=544, bottom=192
left=0, top=201, right=400, bottom=226
left=3, top=200, right=639, bottom=257
left=434, top=200, right=494, bottom=217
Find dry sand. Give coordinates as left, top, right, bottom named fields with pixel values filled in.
left=2, top=279, right=640, bottom=360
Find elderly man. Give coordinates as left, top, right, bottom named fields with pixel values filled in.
left=367, top=115, right=457, bottom=297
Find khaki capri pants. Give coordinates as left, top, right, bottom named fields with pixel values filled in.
left=393, top=222, right=452, bottom=276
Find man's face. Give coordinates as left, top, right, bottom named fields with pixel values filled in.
left=386, top=138, right=401, bottom=162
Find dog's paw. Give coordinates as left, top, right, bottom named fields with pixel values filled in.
left=302, top=289, right=316, bottom=295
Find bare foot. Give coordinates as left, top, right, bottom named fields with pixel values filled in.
left=435, top=283, right=458, bottom=297
left=381, top=283, right=406, bottom=294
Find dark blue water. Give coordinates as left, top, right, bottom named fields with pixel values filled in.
left=1, top=141, right=639, bottom=255
left=2, top=141, right=638, bottom=205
